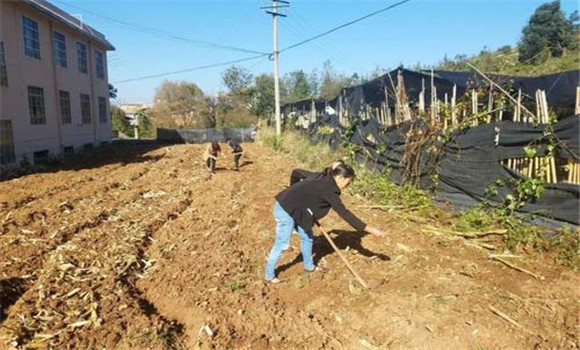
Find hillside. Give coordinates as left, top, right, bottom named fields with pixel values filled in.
left=436, top=46, right=579, bottom=76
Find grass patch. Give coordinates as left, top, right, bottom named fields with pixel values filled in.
left=226, top=280, right=247, bottom=291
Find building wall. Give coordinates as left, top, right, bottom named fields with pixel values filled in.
left=0, top=1, right=112, bottom=166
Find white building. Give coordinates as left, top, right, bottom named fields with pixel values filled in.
left=0, top=0, right=115, bottom=167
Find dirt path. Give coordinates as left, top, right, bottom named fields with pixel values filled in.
left=0, top=143, right=578, bottom=350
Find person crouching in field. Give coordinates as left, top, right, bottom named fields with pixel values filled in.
left=265, top=162, right=386, bottom=283
left=204, top=141, right=221, bottom=175
left=225, top=138, right=243, bottom=171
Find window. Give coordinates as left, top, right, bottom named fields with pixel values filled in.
left=98, top=97, right=107, bottom=123
left=22, top=17, right=40, bottom=59
left=54, top=32, right=67, bottom=68
left=80, top=93, right=91, bottom=123
left=28, top=86, right=46, bottom=124
left=0, top=42, right=7, bottom=87
left=59, top=90, right=71, bottom=124
left=76, top=42, right=87, bottom=73
left=63, top=146, right=74, bottom=156
left=0, top=121, right=16, bottom=165
left=95, top=51, right=104, bottom=79
left=33, top=150, right=49, bottom=163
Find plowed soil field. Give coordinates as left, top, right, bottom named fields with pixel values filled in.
left=0, top=142, right=578, bottom=350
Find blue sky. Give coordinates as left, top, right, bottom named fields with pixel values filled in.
left=54, top=0, right=579, bottom=103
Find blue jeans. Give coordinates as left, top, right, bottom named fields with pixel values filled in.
left=265, top=201, right=315, bottom=281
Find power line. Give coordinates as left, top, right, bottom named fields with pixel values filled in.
left=113, top=54, right=269, bottom=84
left=53, top=0, right=268, bottom=55
left=279, top=0, right=411, bottom=54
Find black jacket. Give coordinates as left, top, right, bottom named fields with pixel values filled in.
left=228, top=140, right=243, bottom=154
left=276, top=175, right=367, bottom=233
left=289, top=169, right=324, bottom=186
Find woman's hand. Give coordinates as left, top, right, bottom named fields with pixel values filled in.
left=365, top=226, right=386, bottom=237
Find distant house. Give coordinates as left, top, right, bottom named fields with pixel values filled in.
left=118, top=103, right=150, bottom=126
left=0, top=0, right=115, bottom=167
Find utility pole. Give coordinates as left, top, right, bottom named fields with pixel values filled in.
left=262, top=0, right=289, bottom=136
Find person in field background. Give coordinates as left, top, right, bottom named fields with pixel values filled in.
left=225, top=138, right=244, bottom=171
left=204, top=141, right=222, bottom=175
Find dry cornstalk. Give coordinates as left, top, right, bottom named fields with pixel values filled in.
left=464, top=241, right=496, bottom=251
left=489, top=304, right=533, bottom=335
left=490, top=255, right=545, bottom=280
left=424, top=225, right=506, bottom=238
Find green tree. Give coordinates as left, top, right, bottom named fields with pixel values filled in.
left=222, top=65, right=254, bottom=93
left=210, top=93, right=258, bottom=128
left=249, top=73, right=277, bottom=118
left=284, top=70, right=311, bottom=102
left=308, top=68, right=320, bottom=98
left=518, top=1, right=575, bottom=63
left=319, top=60, right=344, bottom=100
left=149, top=81, right=212, bottom=128
left=111, top=105, right=131, bottom=136
left=135, top=109, right=153, bottom=138
left=108, top=84, right=118, bottom=99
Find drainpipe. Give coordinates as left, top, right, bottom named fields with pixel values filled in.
left=88, top=40, right=97, bottom=145
left=48, top=20, right=63, bottom=154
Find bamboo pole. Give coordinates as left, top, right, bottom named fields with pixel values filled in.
left=443, top=92, right=449, bottom=130
left=434, top=86, right=439, bottom=125
left=576, top=86, right=580, bottom=115
left=420, top=78, right=426, bottom=114
left=541, top=90, right=549, bottom=124
left=430, top=70, right=436, bottom=125
left=516, top=89, right=522, bottom=122
left=487, top=86, right=494, bottom=123
left=451, top=84, right=457, bottom=126
left=472, top=89, right=478, bottom=126
left=384, top=85, right=391, bottom=126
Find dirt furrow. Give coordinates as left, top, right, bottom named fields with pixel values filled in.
left=0, top=147, right=174, bottom=279
left=0, top=144, right=165, bottom=212
left=0, top=167, right=200, bottom=349
left=0, top=143, right=577, bottom=350
left=0, top=146, right=195, bottom=332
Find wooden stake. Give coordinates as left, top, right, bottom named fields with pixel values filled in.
left=430, top=69, right=436, bottom=125
left=541, top=90, right=550, bottom=124
left=472, top=89, right=478, bottom=126
left=516, top=89, right=522, bottom=122
left=451, top=84, right=457, bottom=126
left=550, top=156, right=557, bottom=183
left=487, top=86, right=494, bottom=123
left=576, top=86, right=580, bottom=115
left=384, top=85, right=391, bottom=126
left=315, top=222, right=369, bottom=289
